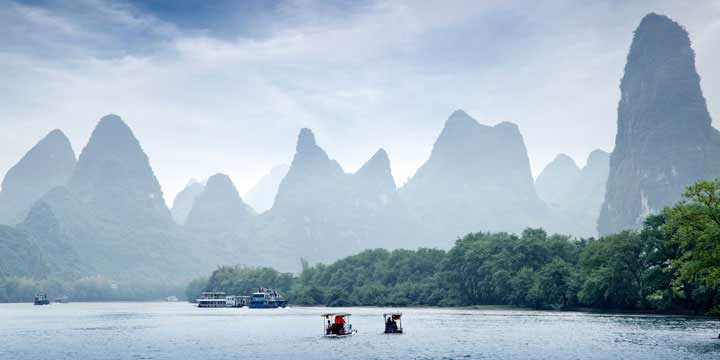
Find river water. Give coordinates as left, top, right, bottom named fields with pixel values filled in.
left=0, top=302, right=718, bottom=359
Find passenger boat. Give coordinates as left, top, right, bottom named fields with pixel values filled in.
left=33, top=293, right=50, bottom=305
left=226, top=295, right=250, bottom=308
left=383, top=312, right=403, bottom=334
left=248, top=288, right=288, bottom=309
left=196, top=292, right=227, bottom=308
left=322, top=313, right=357, bottom=337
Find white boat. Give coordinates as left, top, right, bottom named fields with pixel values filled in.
left=196, top=292, right=227, bottom=308
left=226, top=295, right=249, bottom=308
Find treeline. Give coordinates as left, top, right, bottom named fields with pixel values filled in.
left=193, top=179, right=720, bottom=314
left=0, top=275, right=184, bottom=302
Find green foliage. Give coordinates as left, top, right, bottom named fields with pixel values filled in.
left=662, top=179, right=720, bottom=312
left=189, top=183, right=720, bottom=314
left=203, top=265, right=294, bottom=297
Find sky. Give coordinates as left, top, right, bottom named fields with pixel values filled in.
left=1, top=0, right=720, bottom=205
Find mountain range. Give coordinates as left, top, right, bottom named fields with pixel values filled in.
left=1, top=13, right=718, bottom=282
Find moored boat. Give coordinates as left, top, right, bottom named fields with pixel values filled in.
left=196, top=292, right=227, bottom=308
left=248, top=288, right=288, bottom=309
left=33, top=293, right=50, bottom=305
left=226, top=295, right=250, bottom=308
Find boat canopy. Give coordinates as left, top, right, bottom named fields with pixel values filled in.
left=321, top=313, right=351, bottom=317
left=383, top=312, right=402, bottom=317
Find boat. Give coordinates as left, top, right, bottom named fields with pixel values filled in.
left=383, top=312, right=403, bottom=334
left=33, top=293, right=50, bottom=305
left=54, top=296, right=69, bottom=303
left=196, top=292, right=228, bottom=308
left=165, top=296, right=178, bottom=302
left=226, top=295, right=250, bottom=308
left=248, top=288, right=288, bottom=309
left=322, top=313, right=357, bottom=337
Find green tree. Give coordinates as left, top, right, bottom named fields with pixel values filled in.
left=664, top=179, right=720, bottom=312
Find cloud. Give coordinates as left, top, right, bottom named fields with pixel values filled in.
left=1, top=0, right=720, bottom=203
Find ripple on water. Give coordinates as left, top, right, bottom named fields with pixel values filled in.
left=0, top=303, right=718, bottom=360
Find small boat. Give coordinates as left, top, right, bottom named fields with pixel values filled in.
left=248, top=288, right=288, bottom=309
left=54, top=296, right=69, bottom=304
left=322, top=313, right=357, bottom=337
left=226, top=295, right=250, bottom=308
left=165, top=296, right=178, bottom=302
left=33, top=293, right=50, bottom=306
left=383, top=312, right=403, bottom=334
left=196, top=292, right=227, bottom=308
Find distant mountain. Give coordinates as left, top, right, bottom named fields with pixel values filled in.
left=185, top=174, right=252, bottom=233
left=27, top=115, right=209, bottom=282
left=539, top=150, right=609, bottom=237
left=256, top=129, right=401, bottom=269
left=0, top=129, right=76, bottom=225
left=0, top=225, right=48, bottom=278
left=171, top=180, right=204, bottom=225
left=535, top=154, right=581, bottom=208
left=69, top=114, right=172, bottom=226
left=400, top=110, right=546, bottom=245
left=351, top=149, right=396, bottom=209
left=244, top=164, right=289, bottom=213
left=17, top=201, right=90, bottom=278
left=598, top=13, right=720, bottom=235
left=272, top=128, right=345, bottom=213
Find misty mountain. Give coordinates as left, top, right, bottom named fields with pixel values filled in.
left=400, top=110, right=546, bottom=245
left=185, top=173, right=253, bottom=233
left=69, top=114, right=172, bottom=226
left=351, top=149, right=396, bottom=209
left=24, top=115, right=210, bottom=282
left=255, top=129, right=401, bottom=268
left=535, top=154, right=581, bottom=208
left=0, top=225, right=49, bottom=278
left=245, top=164, right=289, bottom=213
left=171, top=180, right=204, bottom=224
left=0, top=129, right=76, bottom=225
left=17, top=201, right=91, bottom=278
left=539, top=150, right=610, bottom=237
left=598, top=13, right=720, bottom=235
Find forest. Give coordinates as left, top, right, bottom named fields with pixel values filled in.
left=190, top=179, right=720, bottom=314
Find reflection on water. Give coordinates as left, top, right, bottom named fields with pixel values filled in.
left=0, top=302, right=718, bottom=360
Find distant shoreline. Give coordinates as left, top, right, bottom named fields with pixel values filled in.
left=2, top=301, right=717, bottom=319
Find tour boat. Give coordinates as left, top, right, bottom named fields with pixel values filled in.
left=248, top=288, right=288, bottom=309
left=322, top=313, right=357, bottom=337
left=383, top=312, right=403, bottom=334
left=196, top=292, right=228, bottom=308
left=33, top=293, right=50, bottom=306
left=226, top=295, right=250, bottom=308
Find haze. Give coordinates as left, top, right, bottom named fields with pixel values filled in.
left=1, top=0, right=719, bottom=202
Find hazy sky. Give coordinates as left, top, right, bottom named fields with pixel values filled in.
left=1, top=0, right=719, bottom=204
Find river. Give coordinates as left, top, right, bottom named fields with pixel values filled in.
left=0, top=302, right=718, bottom=359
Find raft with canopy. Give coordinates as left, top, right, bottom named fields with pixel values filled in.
left=321, top=313, right=357, bottom=337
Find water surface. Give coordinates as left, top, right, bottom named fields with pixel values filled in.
left=1, top=302, right=718, bottom=359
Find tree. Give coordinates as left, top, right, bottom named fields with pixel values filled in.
left=664, top=179, right=720, bottom=312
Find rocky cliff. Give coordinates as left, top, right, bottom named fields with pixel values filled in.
left=598, top=13, right=720, bottom=235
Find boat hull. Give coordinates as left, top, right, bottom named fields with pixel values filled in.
left=248, top=300, right=288, bottom=309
